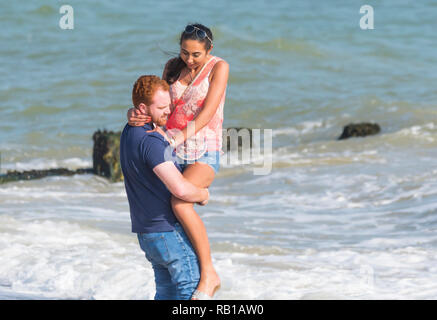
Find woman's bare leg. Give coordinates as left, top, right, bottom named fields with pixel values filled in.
left=171, top=162, right=220, bottom=298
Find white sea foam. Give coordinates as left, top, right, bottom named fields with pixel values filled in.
left=0, top=167, right=436, bottom=300
left=1, top=215, right=437, bottom=300
left=272, top=119, right=334, bottom=138
left=0, top=216, right=154, bottom=300
left=0, top=123, right=436, bottom=300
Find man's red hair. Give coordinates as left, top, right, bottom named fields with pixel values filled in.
left=132, top=75, right=169, bottom=108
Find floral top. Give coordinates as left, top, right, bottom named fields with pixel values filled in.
left=166, top=56, right=226, bottom=160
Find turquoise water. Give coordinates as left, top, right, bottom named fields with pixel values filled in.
left=1, top=1, right=437, bottom=299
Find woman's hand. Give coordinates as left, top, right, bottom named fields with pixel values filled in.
left=197, top=188, right=209, bottom=206
left=127, top=107, right=151, bottom=126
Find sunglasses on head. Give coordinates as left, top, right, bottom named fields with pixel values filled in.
left=184, top=25, right=213, bottom=44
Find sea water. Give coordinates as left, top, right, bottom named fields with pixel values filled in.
left=1, top=0, right=437, bottom=299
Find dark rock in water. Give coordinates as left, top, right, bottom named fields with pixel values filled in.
left=92, top=129, right=123, bottom=182
left=222, top=127, right=253, bottom=151
left=0, top=168, right=94, bottom=184
left=1, top=127, right=255, bottom=185
left=91, top=128, right=255, bottom=181
left=338, top=123, right=381, bottom=140
left=91, top=128, right=254, bottom=182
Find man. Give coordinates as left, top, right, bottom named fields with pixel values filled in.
left=120, top=75, right=209, bottom=300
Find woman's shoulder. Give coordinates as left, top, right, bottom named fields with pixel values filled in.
left=207, top=57, right=229, bottom=83
left=212, top=55, right=227, bottom=64
left=212, top=56, right=228, bottom=67
left=211, top=57, right=229, bottom=73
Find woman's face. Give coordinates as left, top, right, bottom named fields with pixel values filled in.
left=180, top=39, right=212, bottom=70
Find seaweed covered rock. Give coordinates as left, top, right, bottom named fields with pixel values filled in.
left=91, top=127, right=255, bottom=181
left=338, top=123, right=381, bottom=140
left=1, top=127, right=255, bottom=185
left=0, top=168, right=93, bottom=184
left=91, top=128, right=254, bottom=182
left=92, top=129, right=123, bottom=182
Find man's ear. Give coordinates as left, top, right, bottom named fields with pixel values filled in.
left=137, top=103, right=149, bottom=115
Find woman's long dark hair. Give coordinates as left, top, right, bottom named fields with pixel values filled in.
left=164, top=23, right=214, bottom=85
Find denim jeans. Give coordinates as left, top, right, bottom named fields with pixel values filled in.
left=137, top=222, right=200, bottom=300
left=178, top=150, right=220, bottom=174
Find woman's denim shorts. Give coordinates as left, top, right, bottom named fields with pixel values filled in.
left=177, top=150, right=220, bottom=174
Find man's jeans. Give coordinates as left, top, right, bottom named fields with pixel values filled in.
left=137, top=222, right=200, bottom=300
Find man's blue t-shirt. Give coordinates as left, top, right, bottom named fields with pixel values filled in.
left=120, top=123, right=182, bottom=233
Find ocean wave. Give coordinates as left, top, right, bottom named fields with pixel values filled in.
left=1, top=157, right=92, bottom=171
left=272, top=119, right=333, bottom=137
left=19, top=104, right=65, bottom=116
left=380, top=122, right=437, bottom=146
left=218, top=26, right=325, bottom=57
left=30, top=5, right=56, bottom=16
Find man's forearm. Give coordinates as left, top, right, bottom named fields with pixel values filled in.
left=153, top=161, right=209, bottom=203
left=176, top=180, right=208, bottom=203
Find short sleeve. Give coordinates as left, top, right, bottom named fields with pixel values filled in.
left=140, top=134, right=173, bottom=169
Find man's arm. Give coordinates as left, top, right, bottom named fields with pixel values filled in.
left=153, top=161, right=208, bottom=203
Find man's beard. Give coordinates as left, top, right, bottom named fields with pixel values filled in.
left=154, top=116, right=168, bottom=127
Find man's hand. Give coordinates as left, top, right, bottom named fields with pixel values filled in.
left=127, top=107, right=151, bottom=126
left=197, top=188, right=209, bottom=206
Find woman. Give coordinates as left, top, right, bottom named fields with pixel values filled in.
left=127, top=23, right=229, bottom=299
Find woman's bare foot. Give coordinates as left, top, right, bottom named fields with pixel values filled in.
left=192, top=267, right=221, bottom=299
